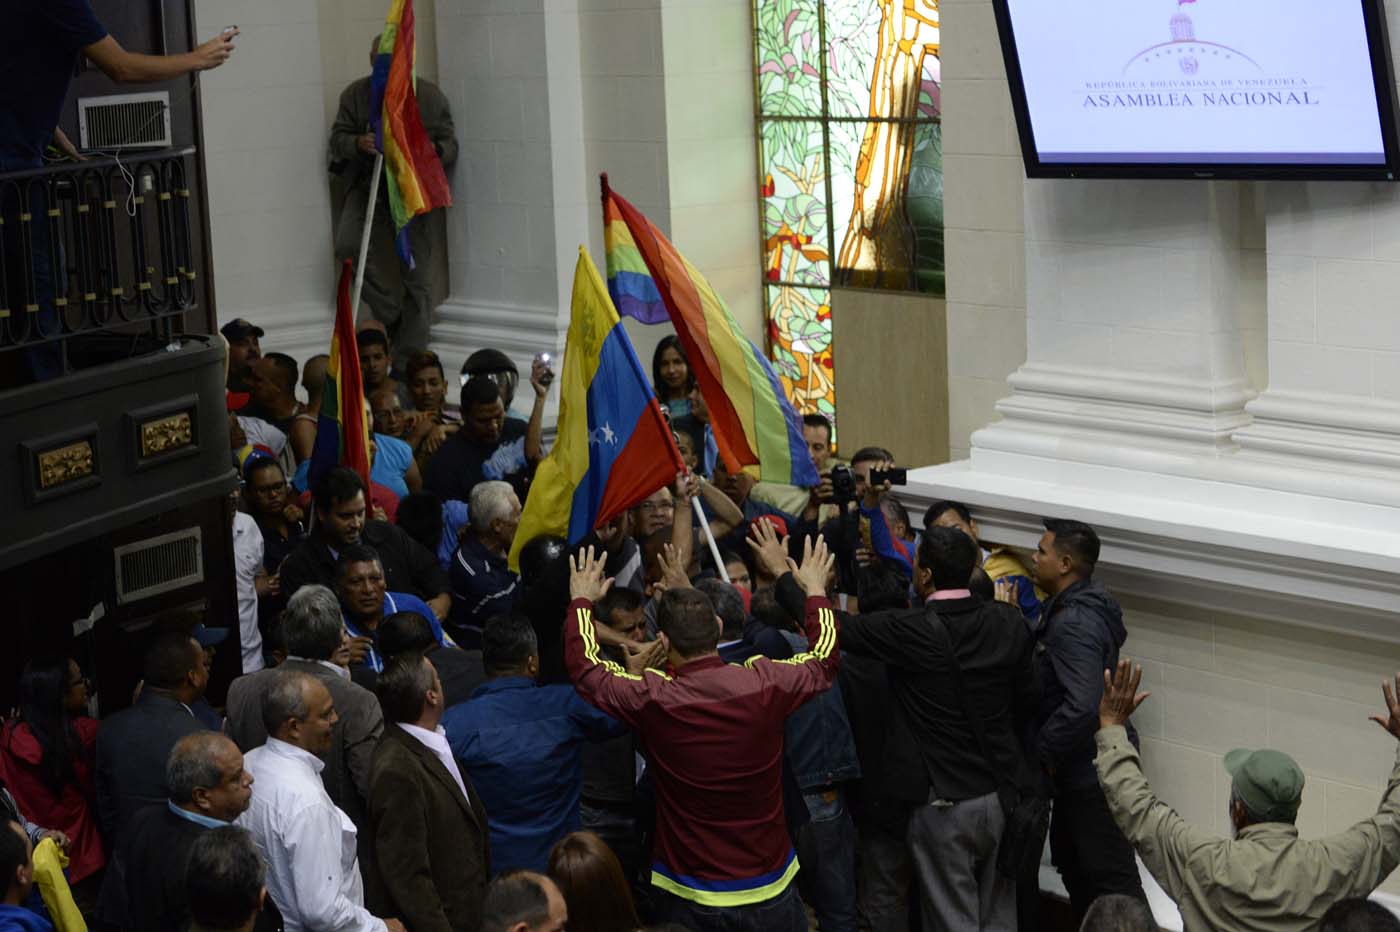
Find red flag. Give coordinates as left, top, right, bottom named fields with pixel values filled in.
left=308, top=261, right=372, bottom=491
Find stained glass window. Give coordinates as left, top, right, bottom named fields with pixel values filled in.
left=755, top=0, right=943, bottom=437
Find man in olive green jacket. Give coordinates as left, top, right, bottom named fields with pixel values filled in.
left=1095, top=661, right=1400, bottom=932
left=329, top=35, right=458, bottom=366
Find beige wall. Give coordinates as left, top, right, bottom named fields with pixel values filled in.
left=940, top=0, right=1400, bottom=899
left=1125, top=594, right=1400, bottom=896
left=939, top=0, right=1026, bottom=461
left=832, top=289, right=948, bottom=465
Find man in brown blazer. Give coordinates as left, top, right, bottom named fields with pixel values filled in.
left=225, top=585, right=384, bottom=836
left=366, top=653, right=491, bottom=932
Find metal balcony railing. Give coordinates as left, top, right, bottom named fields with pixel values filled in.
left=0, top=147, right=201, bottom=378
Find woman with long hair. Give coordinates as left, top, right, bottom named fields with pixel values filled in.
left=547, top=831, right=641, bottom=932
left=650, top=336, right=694, bottom=414
left=651, top=336, right=704, bottom=462
left=0, top=658, right=104, bottom=884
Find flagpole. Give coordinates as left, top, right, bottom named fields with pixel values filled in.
left=350, top=152, right=384, bottom=319
left=692, top=496, right=731, bottom=584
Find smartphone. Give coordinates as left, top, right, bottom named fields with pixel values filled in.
left=869, top=467, right=907, bottom=486
left=534, top=351, right=555, bottom=387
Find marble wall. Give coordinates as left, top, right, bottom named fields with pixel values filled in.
left=934, top=0, right=1400, bottom=909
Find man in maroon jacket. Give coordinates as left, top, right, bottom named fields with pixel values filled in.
left=565, top=540, right=839, bottom=932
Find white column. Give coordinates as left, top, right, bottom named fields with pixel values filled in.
left=431, top=0, right=584, bottom=394
left=198, top=0, right=337, bottom=363
left=970, top=179, right=1264, bottom=477
left=1231, top=182, right=1400, bottom=507
left=429, top=0, right=764, bottom=389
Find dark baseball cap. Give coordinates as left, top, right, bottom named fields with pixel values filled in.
left=1224, top=747, right=1304, bottom=822
left=220, top=318, right=265, bottom=342
left=191, top=623, right=229, bottom=648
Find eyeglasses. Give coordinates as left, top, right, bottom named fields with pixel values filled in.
left=638, top=500, right=675, bottom=513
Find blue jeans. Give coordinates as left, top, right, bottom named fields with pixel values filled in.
left=796, top=786, right=859, bottom=932
left=653, top=882, right=807, bottom=932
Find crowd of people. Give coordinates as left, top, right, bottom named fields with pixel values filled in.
left=8, top=5, right=1400, bottom=930
left=0, top=322, right=1397, bottom=932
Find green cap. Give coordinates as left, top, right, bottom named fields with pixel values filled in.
left=1223, top=748, right=1304, bottom=823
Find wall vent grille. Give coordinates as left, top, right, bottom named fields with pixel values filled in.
left=113, top=527, right=202, bottom=605
left=78, top=92, right=172, bottom=150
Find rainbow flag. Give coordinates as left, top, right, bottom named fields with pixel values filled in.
left=309, top=261, right=373, bottom=491
left=369, top=0, right=451, bottom=266
left=509, top=248, right=685, bottom=571
left=602, top=177, right=819, bottom=487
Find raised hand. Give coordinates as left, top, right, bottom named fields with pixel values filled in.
left=1369, top=673, right=1400, bottom=741
left=994, top=577, right=1020, bottom=606
left=746, top=517, right=790, bottom=580
left=787, top=534, right=835, bottom=598
left=569, top=545, right=614, bottom=603
left=1099, top=659, right=1151, bottom=730
left=193, top=29, right=238, bottom=71
left=656, top=543, right=690, bottom=593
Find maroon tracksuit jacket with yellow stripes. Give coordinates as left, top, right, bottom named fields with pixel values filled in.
left=564, top=593, right=839, bottom=907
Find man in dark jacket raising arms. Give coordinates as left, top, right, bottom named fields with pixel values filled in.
left=1030, top=518, right=1145, bottom=919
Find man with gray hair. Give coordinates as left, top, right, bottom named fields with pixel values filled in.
left=116, top=732, right=260, bottom=931
left=239, top=671, right=404, bottom=932
left=225, top=584, right=383, bottom=839
left=447, top=480, right=521, bottom=647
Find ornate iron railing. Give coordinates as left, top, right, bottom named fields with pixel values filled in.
left=0, top=147, right=201, bottom=377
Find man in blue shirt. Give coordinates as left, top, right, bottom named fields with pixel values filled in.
left=2, top=2, right=236, bottom=379
left=448, top=481, right=521, bottom=647
left=443, top=616, right=624, bottom=874
left=335, top=544, right=455, bottom=690
left=0, top=821, right=48, bottom=932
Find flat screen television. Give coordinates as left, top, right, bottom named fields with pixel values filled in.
left=991, top=0, right=1400, bottom=179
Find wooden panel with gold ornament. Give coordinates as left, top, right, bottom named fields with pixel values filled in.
left=126, top=395, right=200, bottom=471
left=140, top=412, right=193, bottom=457
left=21, top=426, right=102, bottom=504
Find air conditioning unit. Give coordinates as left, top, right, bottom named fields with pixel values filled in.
left=113, top=527, right=203, bottom=605
left=78, top=92, right=172, bottom=151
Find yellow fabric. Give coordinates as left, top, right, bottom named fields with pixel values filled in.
left=508, top=248, right=620, bottom=571
left=31, top=838, right=85, bottom=932
left=983, top=547, right=1046, bottom=597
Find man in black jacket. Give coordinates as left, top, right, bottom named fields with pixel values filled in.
left=834, top=526, right=1038, bottom=932
left=1029, top=518, right=1144, bottom=919
left=279, top=467, right=450, bottom=618
left=761, top=523, right=1036, bottom=929
left=119, top=732, right=274, bottom=932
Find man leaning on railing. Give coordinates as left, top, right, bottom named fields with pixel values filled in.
left=1, top=0, right=237, bottom=380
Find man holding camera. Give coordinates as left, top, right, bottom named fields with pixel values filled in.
left=817, top=448, right=910, bottom=593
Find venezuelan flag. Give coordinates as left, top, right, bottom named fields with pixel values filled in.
left=308, top=261, right=373, bottom=491
left=370, top=0, right=451, bottom=266
left=509, top=248, right=685, bottom=571
left=602, top=177, right=819, bottom=488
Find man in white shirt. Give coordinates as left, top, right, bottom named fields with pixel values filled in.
left=364, top=654, right=491, bottom=930
left=232, top=510, right=267, bottom=674
left=239, top=671, right=404, bottom=932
